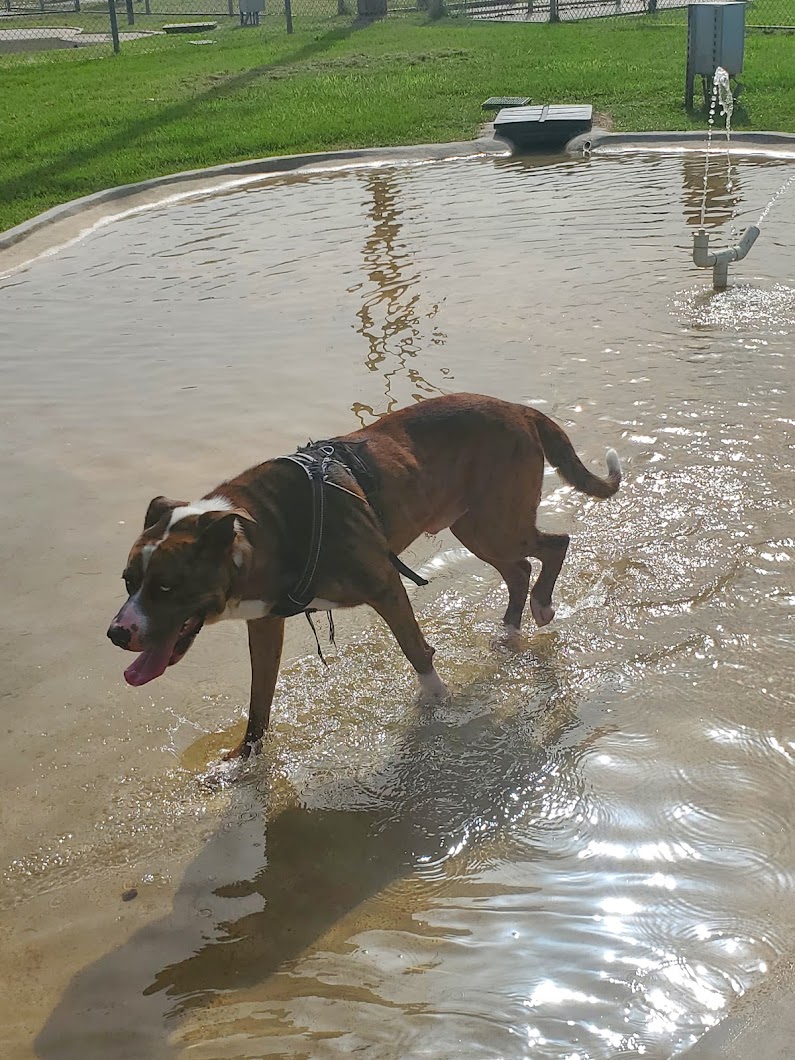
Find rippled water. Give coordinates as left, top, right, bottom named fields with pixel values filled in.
left=1, top=151, right=794, bottom=1060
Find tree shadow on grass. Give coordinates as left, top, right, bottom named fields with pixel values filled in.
left=0, top=23, right=367, bottom=219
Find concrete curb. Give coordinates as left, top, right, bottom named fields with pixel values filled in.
left=579, top=128, right=795, bottom=154
left=679, top=953, right=795, bottom=1060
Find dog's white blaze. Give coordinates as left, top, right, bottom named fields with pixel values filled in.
left=417, top=667, right=448, bottom=699
left=143, top=495, right=241, bottom=571
left=219, top=599, right=270, bottom=622
left=168, top=495, right=234, bottom=529
left=141, top=543, right=157, bottom=573
left=121, top=590, right=149, bottom=636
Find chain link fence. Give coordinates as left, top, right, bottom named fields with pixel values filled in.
left=453, top=0, right=793, bottom=25
left=0, top=0, right=295, bottom=59
left=1, top=0, right=791, bottom=60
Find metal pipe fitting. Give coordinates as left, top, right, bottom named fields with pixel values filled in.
left=692, top=225, right=760, bottom=289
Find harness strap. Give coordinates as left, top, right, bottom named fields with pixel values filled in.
left=390, top=553, right=429, bottom=586
left=269, top=452, right=326, bottom=618
left=270, top=441, right=428, bottom=618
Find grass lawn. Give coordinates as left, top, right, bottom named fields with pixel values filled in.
left=1, top=8, right=794, bottom=232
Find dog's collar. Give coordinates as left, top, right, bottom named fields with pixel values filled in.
left=269, top=440, right=427, bottom=619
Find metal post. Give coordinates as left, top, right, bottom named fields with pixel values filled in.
left=548, top=0, right=558, bottom=21
left=125, top=0, right=134, bottom=22
left=685, top=4, right=696, bottom=109
left=108, top=0, right=121, bottom=52
left=285, top=0, right=293, bottom=32
left=144, top=0, right=150, bottom=11
left=227, top=0, right=234, bottom=14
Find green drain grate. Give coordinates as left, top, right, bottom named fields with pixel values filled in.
left=481, top=96, right=531, bottom=110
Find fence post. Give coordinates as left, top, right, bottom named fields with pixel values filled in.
left=285, top=0, right=293, bottom=33
left=228, top=0, right=234, bottom=15
left=125, top=0, right=134, bottom=22
left=145, top=0, right=151, bottom=10
left=108, top=0, right=121, bottom=52
left=548, top=0, right=559, bottom=21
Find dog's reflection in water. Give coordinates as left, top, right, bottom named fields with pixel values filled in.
left=36, top=656, right=607, bottom=1059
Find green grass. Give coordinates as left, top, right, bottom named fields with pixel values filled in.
left=1, top=10, right=794, bottom=232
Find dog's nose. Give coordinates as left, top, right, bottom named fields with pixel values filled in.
left=107, top=624, right=132, bottom=649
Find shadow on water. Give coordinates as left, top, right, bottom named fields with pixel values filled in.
left=35, top=642, right=609, bottom=1059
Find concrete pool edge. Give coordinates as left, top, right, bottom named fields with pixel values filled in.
left=0, top=136, right=508, bottom=276
left=3, top=129, right=795, bottom=276
left=679, top=951, right=795, bottom=1059
left=576, top=128, right=795, bottom=157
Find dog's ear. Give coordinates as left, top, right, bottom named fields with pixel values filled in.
left=197, top=508, right=255, bottom=550
left=144, top=496, right=186, bottom=531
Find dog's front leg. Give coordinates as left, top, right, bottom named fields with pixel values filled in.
left=371, top=578, right=448, bottom=700
left=224, top=615, right=285, bottom=759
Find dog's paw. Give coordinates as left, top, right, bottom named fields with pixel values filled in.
left=416, top=667, right=450, bottom=702
left=491, top=623, right=524, bottom=651
left=530, top=597, right=556, bottom=627
left=199, top=754, right=249, bottom=789
left=223, top=737, right=262, bottom=762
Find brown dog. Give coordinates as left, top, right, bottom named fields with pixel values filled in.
left=107, top=394, right=620, bottom=757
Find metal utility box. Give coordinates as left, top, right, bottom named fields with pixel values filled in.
left=239, top=0, right=264, bottom=24
left=685, top=2, right=745, bottom=108
left=688, top=2, right=745, bottom=76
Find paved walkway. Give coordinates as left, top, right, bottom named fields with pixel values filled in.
left=0, top=25, right=162, bottom=50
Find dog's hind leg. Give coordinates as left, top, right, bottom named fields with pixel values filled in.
left=451, top=515, right=569, bottom=630
left=370, top=577, right=448, bottom=699
left=492, top=558, right=533, bottom=630
left=224, top=615, right=285, bottom=759
left=528, top=532, right=570, bottom=627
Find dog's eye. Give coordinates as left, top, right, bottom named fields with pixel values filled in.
left=123, top=573, right=136, bottom=595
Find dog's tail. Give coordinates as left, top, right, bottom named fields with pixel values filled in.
left=533, top=411, right=621, bottom=499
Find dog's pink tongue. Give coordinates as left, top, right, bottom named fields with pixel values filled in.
left=124, top=632, right=180, bottom=687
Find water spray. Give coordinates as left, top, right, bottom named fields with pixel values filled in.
left=692, top=66, right=759, bottom=290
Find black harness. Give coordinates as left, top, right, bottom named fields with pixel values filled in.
left=269, top=440, right=428, bottom=621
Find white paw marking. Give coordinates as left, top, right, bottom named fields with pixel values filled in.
left=417, top=667, right=449, bottom=700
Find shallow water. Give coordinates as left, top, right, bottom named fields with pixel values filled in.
left=1, top=151, right=794, bottom=1060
